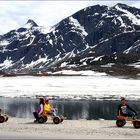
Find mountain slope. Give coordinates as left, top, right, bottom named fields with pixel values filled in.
left=0, top=3, right=140, bottom=76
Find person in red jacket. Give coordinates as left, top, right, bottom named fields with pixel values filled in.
left=117, top=97, right=137, bottom=118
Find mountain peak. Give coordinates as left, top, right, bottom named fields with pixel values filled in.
left=25, top=19, right=38, bottom=28
left=114, top=3, right=131, bottom=10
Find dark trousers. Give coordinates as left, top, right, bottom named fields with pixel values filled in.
left=121, top=111, right=135, bottom=117
left=33, top=112, right=39, bottom=120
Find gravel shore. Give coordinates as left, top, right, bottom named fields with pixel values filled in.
left=0, top=117, right=140, bottom=139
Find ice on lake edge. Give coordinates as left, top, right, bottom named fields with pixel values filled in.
left=0, top=70, right=140, bottom=100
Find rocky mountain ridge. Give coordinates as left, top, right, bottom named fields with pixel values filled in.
left=0, top=3, right=140, bottom=77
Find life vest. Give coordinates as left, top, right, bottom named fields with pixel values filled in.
left=43, top=103, right=51, bottom=113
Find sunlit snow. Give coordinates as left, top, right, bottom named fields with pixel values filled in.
left=0, top=59, right=13, bottom=69
left=0, top=73, right=140, bottom=100
left=0, top=40, right=10, bottom=46
left=69, top=16, right=88, bottom=36
left=25, top=57, right=47, bottom=68
left=115, top=5, right=140, bottom=25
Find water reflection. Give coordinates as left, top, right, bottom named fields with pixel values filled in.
left=0, top=97, right=140, bottom=120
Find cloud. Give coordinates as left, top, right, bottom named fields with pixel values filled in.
left=131, top=1, right=140, bottom=8
left=0, top=1, right=139, bottom=35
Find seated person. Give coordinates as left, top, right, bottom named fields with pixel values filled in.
left=33, top=98, right=44, bottom=121
left=117, top=97, right=137, bottom=118
left=44, top=97, right=57, bottom=116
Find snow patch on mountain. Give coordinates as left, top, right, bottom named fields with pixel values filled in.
left=123, top=46, right=133, bottom=54
left=115, top=5, right=140, bottom=26
left=48, top=39, right=53, bottom=45
left=128, top=61, right=140, bottom=69
left=69, top=16, right=88, bottom=36
left=39, top=26, right=55, bottom=34
left=51, top=70, right=107, bottom=76
left=0, top=40, right=10, bottom=46
left=0, top=58, right=13, bottom=69
left=27, top=35, right=36, bottom=46
left=60, top=62, right=68, bottom=67
left=25, top=57, right=48, bottom=68
left=93, top=55, right=104, bottom=61
left=117, top=16, right=127, bottom=28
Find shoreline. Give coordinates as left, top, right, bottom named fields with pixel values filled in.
left=0, top=68, right=140, bottom=80
left=1, top=96, right=140, bottom=102
left=0, top=117, right=140, bottom=139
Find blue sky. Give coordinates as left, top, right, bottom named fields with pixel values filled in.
left=0, top=1, right=140, bottom=35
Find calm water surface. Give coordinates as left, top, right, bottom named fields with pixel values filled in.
left=0, top=97, right=140, bottom=120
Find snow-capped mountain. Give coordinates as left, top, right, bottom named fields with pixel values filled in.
left=0, top=3, right=140, bottom=75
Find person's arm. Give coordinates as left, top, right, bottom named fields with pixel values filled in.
left=38, top=104, right=43, bottom=115
left=126, top=104, right=137, bottom=114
